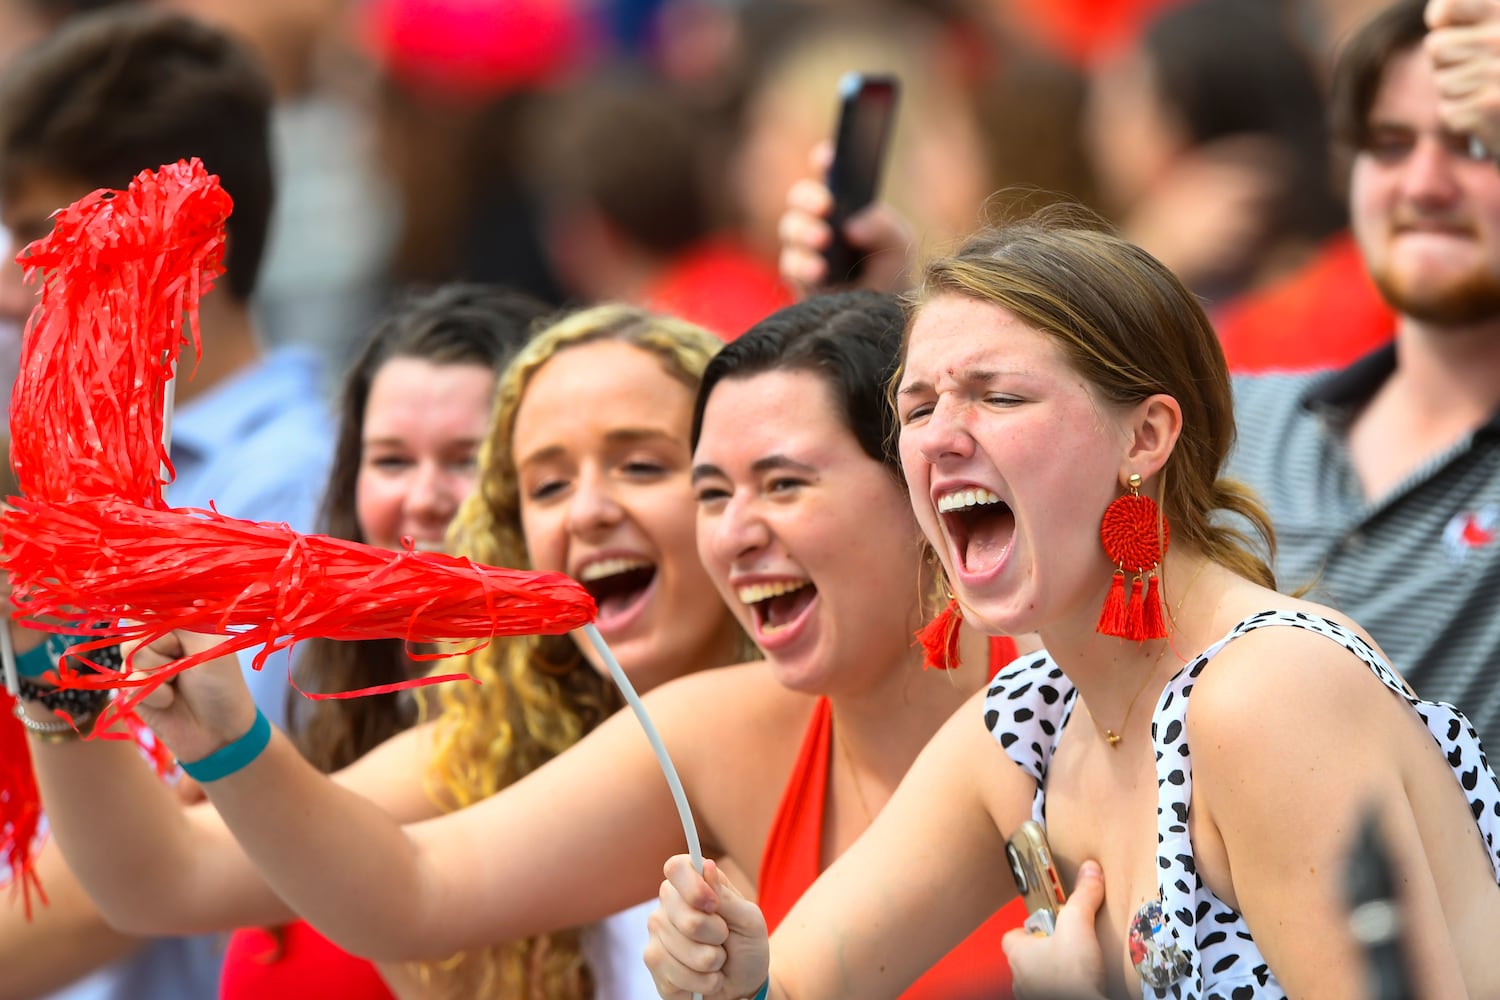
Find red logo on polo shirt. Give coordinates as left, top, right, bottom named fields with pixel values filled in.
left=1444, top=505, right=1499, bottom=562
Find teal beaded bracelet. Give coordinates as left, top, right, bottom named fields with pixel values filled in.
left=179, top=708, right=271, bottom=782
left=750, top=981, right=769, bottom=1000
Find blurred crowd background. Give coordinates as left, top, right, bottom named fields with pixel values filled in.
left=0, top=0, right=1402, bottom=400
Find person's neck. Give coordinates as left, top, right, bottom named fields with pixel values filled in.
left=828, top=636, right=989, bottom=793
left=173, top=292, right=263, bottom=406
left=1036, top=552, right=1223, bottom=743
left=1383, top=318, right=1500, bottom=432
left=1345, top=318, right=1500, bottom=499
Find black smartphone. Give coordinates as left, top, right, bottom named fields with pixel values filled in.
left=1005, top=820, right=1067, bottom=936
left=823, top=72, right=900, bottom=286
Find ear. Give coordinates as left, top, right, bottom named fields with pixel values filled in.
left=1118, top=393, right=1182, bottom=485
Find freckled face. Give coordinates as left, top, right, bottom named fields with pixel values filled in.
left=512, top=341, right=742, bottom=691
left=693, top=370, right=923, bottom=695
left=897, top=295, right=1128, bottom=636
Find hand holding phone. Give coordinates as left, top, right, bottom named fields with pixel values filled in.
left=822, top=72, right=899, bottom=286
left=1006, top=820, right=1068, bottom=936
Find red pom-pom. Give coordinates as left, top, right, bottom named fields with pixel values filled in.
left=914, top=598, right=963, bottom=670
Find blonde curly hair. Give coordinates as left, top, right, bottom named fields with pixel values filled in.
left=416, top=304, right=740, bottom=998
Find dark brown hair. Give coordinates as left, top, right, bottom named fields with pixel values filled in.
left=0, top=7, right=274, bottom=300
left=1328, top=0, right=1427, bottom=168
left=291, top=284, right=549, bottom=773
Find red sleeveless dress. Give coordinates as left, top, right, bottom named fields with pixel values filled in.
left=756, top=637, right=1025, bottom=999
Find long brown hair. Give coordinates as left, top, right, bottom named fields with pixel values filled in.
left=910, top=203, right=1278, bottom=588
left=419, top=304, right=749, bottom=999
left=291, top=284, right=549, bottom=773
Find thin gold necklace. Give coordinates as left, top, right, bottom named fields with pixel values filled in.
left=831, top=714, right=875, bottom=824
left=1094, top=560, right=1208, bottom=749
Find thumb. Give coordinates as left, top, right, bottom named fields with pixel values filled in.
left=1426, top=0, right=1491, bottom=29
left=1065, top=859, right=1106, bottom=921
left=705, top=860, right=765, bottom=937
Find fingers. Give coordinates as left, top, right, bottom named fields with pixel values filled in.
left=704, top=859, right=765, bottom=939
left=646, top=856, right=730, bottom=998
left=1427, top=0, right=1497, bottom=29
left=132, top=670, right=177, bottom=712
left=123, top=631, right=187, bottom=670
left=778, top=177, right=835, bottom=298
left=807, top=138, right=834, bottom=175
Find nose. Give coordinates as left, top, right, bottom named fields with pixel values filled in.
left=404, top=460, right=457, bottom=525
left=908, top=395, right=976, bottom=466
left=565, top=466, right=623, bottom=539
left=703, top=490, right=771, bottom=565
left=1399, top=135, right=1463, bottom=206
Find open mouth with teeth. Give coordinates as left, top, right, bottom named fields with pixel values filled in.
left=936, top=488, right=1015, bottom=576
left=578, top=556, right=658, bottom=627
left=737, top=579, right=818, bottom=637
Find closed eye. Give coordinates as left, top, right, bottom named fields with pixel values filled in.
left=528, top=479, right=568, bottom=501
left=901, top=402, right=934, bottom=424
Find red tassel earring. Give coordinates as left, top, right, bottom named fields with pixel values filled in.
left=1098, top=473, right=1169, bottom=641
left=914, top=595, right=963, bottom=670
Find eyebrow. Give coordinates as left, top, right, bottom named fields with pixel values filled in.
left=518, top=427, right=677, bottom=467
left=897, top=367, right=1008, bottom=398
left=691, top=453, right=819, bottom=485
left=364, top=435, right=483, bottom=448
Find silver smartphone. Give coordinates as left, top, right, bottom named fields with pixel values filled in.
left=1005, top=820, right=1067, bottom=935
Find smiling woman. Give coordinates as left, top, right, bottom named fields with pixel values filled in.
left=27, top=292, right=1027, bottom=1000
left=646, top=207, right=1500, bottom=1000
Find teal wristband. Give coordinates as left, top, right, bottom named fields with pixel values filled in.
left=15, top=637, right=54, bottom=678
left=15, top=632, right=74, bottom=679
left=179, top=708, right=271, bottom=782
left=750, top=981, right=769, bottom=1000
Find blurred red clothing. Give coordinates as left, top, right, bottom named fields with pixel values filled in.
left=221, top=920, right=395, bottom=1000
left=642, top=237, right=795, bottom=341
left=1007, top=0, right=1188, bottom=64
left=1213, top=231, right=1395, bottom=374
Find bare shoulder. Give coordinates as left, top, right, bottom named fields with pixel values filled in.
left=1185, top=599, right=1409, bottom=768
left=645, top=660, right=814, bottom=737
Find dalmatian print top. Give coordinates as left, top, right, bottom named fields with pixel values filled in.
left=983, top=609, right=1500, bottom=1000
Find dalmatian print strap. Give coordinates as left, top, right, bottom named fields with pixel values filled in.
left=1146, top=610, right=1500, bottom=999
left=984, top=610, right=1500, bottom=999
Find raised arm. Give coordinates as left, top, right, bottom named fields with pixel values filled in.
left=0, top=840, right=143, bottom=1000
left=27, top=652, right=442, bottom=935
left=130, top=631, right=750, bottom=963
left=647, top=687, right=1028, bottom=999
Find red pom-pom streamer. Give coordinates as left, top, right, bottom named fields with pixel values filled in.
left=2, top=497, right=596, bottom=730
left=0, top=161, right=599, bottom=912
left=913, top=597, right=963, bottom=671
left=0, top=688, right=46, bottom=918
left=8, top=159, right=230, bottom=508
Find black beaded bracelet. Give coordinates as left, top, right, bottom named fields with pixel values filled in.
left=15, top=641, right=122, bottom=719
left=17, top=676, right=111, bottom=717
